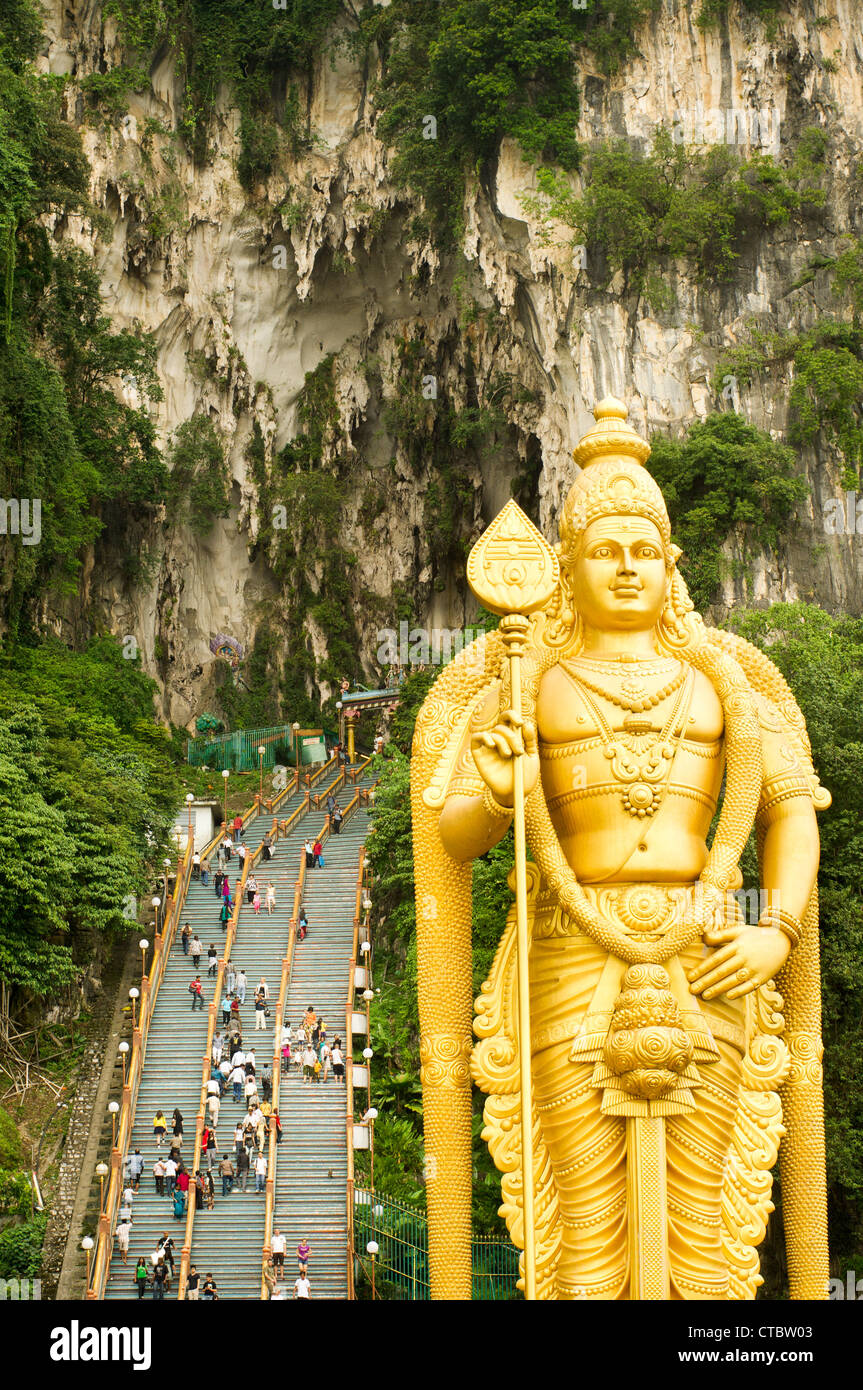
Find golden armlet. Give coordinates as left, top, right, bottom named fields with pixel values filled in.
left=758, top=907, right=803, bottom=948
left=482, top=785, right=515, bottom=821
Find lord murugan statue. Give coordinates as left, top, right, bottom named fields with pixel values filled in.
left=411, top=398, right=830, bottom=1300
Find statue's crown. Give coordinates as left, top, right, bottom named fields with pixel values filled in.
left=559, top=397, right=671, bottom=554
left=572, top=396, right=652, bottom=469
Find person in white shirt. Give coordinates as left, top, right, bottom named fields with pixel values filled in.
left=320, top=1041, right=331, bottom=1083
left=208, top=1091, right=220, bottom=1126
left=212, top=1032, right=223, bottom=1066
left=254, top=1153, right=267, bottom=1192
left=245, top=1048, right=256, bottom=1071
left=231, top=1065, right=245, bottom=1103
left=244, top=1074, right=258, bottom=1105
left=192, top=851, right=201, bottom=879
left=236, top=971, right=247, bottom=1005
left=331, top=1044, right=344, bottom=1083
left=231, top=1049, right=245, bottom=1069
left=294, top=1275, right=311, bottom=1299
left=164, top=1157, right=178, bottom=1194
left=207, top=1077, right=220, bottom=1099
left=266, top=883, right=276, bottom=916
left=302, top=1045, right=316, bottom=1083
left=271, top=1228, right=287, bottom=1281
left=116, top=1218, right=132, bottom=1264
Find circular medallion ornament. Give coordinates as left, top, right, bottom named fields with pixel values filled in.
left=618, top=885, right=667, bottom=933
left=621, top=781, right=661, bottom=818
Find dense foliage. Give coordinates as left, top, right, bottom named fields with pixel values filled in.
left=528, top=126, right=825, bottom=295
left=102, top=0, right=343, bottom=185
left=647, top=412, right=808, bottom=610
left=0, top=636, right=185, bottom=1004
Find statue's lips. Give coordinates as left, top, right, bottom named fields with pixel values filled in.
left=610, top=586, right=643, bottom=597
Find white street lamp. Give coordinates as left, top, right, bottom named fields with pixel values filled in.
left=82, top=1236, right=94, bottom=1288
left=95, top=1162, right=109, bottom=1216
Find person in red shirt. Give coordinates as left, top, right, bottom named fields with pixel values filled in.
left=233, top=813, right=243, bottom=842
left=312, top=839, right=323, bottom=868
left=189, top=975, right=204, bottom=1011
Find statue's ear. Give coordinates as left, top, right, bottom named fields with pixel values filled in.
left=668, top=542, right=682, bottom=564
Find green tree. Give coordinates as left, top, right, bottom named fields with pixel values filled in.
left=646, top=412, right=807, bottom=610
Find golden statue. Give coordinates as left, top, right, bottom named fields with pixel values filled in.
left=411, top=398, right=830, bottom=1300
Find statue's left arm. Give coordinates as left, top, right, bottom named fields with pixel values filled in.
left=690, top=691, right=819, bottom=1001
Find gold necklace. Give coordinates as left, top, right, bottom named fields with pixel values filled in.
left=576, top=674, right=693, bottom=819
left=563, top=661, right=685, bottom=713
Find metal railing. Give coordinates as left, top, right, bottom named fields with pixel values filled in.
left=353, top=1190, right=519, bottom=1300
left=90, top=837, right=194, bottom=1299
left=345, top=843, right=368, bottom=1301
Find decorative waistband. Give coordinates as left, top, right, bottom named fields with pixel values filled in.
left=531, top=881, right=742, bottom=941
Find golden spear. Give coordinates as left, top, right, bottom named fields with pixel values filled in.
left=467, top=499, right=560, bottom=1300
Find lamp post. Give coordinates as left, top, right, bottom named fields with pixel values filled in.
left=336, top=701, right=343, bottom=758
left=222, top=769, right=230, bottom=828
left=82, top=1236, right=94, bottom=1291
left=128, top=987, right=140, bottom=1030
left=292, top=722, right=300, bottom=778
left=139, top=938, right=149, bottom=981
left=95, top=1162, right=109, bottom=1218
left=258, top=745, right=266, bottom=803
left=185, top=792, right=194, bottom=848
left=152, top=896, right=162, bottom=935
left=108, top=1101, right=120, bottom=1149
left=362, top=1045, right=373, bottom=1124
left=366, top=1240, right=378, bottom=1301
left=362, top=986, right=374, bottom=1099
left=346, top=708, right=356, bottom=766
left=364, top=1105, right=378, bottom=1201
left=118, top=1041, right=130, bottom=1087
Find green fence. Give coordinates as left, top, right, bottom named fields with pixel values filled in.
left=354, top=1189, right=519, bottom=1300
left=186, top=724, right=335, bottom=772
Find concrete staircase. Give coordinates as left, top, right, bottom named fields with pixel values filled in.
left=184, top=804, right=294, bottom=1298
left=274, top=806, right=372, bottom=1300
left=104, top=782, right=307, bottom=1301
left=104, top=766, right=375, bottom=1301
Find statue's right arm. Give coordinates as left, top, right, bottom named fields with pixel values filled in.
left=437, top=684, right=514, bottom=863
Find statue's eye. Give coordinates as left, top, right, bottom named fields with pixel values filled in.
left=591, top=546, right=613, bottom=558
left=637, top=546, right=659, bottom=559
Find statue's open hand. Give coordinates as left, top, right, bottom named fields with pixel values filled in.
left=687, top=925, right=791, bottom=1001
left=471, top=710, right=539, bottom=808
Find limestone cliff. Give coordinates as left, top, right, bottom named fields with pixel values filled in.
left=35, top=0, right=863, bottom=724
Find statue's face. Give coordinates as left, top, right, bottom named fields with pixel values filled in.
left=566, top=516, right=667, bottom=631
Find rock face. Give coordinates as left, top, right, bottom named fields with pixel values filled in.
left=36, top=1, right=863, bottom=723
